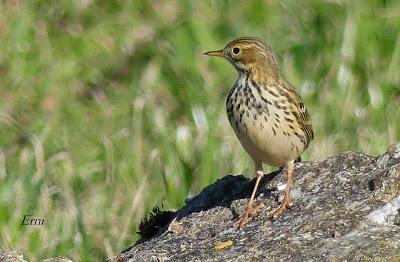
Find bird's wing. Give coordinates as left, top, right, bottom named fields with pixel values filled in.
left=286, top=85, right=314, bottom=146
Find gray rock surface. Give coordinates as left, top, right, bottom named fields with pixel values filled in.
left=111, top=144, right=400, bottom=262
left=0, top=250, right=27, bottom=262
left=0, top=250, right=72, bottom=262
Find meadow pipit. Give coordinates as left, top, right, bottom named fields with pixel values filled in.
left=204, top=37, right=314, bottom=228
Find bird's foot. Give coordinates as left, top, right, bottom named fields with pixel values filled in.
left=267, top=191, right=292, bottom=219
left=234, top=202, right=264, bottom=228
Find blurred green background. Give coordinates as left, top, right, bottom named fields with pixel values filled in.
left=0, top=0, right=399, bottom=260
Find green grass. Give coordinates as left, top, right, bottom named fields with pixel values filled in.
left=0, top=0, right=399, bottom=261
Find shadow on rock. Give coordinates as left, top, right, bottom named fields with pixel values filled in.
left=133, top=170, right=281, bottom=246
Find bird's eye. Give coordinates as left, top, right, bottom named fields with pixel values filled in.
left=232, top=47, right=241, bottom=55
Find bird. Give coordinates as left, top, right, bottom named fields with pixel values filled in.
left=204, top=37, right=313, bottom=228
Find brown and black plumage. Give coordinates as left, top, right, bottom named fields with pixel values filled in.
left=204, top=37, right=313, bottom=228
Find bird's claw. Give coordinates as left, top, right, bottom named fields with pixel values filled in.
left=267, top=194, right=292, bottom=219
left=234, top=202, right=264, bottom=228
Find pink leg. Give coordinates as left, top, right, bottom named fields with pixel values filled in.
left=235, top=161, right=264, bottom=228
left=267, top=159, right=294, bottom=218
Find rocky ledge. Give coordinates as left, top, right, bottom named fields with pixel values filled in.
left=111, top=144, right=400, bottom=261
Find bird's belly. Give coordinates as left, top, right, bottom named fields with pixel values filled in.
left=228, top=111, right=303, bottom=166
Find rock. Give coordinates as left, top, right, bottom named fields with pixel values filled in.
left=110, top=144, right=400, bottom=262
left=41, top=257, right=73, bottom=262
left=0, top=250, right=27, bottom=262
left=0, top=250, right=72, bottom=262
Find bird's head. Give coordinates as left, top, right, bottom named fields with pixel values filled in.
left=204, top=37, right=279, bottom=73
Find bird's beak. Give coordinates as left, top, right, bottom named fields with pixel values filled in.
left=203, top=49, right=224, bottom=57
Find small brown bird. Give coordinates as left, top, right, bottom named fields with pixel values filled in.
left=204, top=37, right=313, bottom=228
